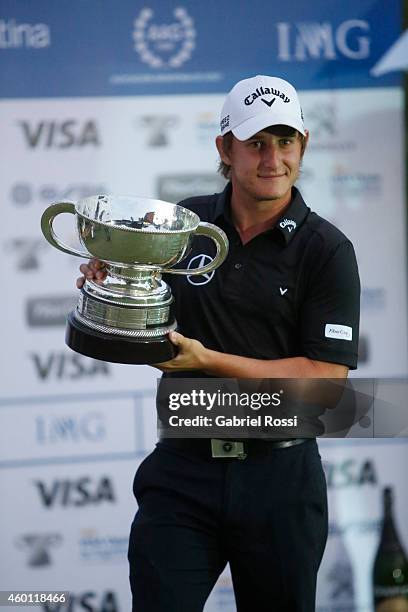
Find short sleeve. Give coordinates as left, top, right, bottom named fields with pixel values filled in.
left=299, top=240, right=361, bottom=369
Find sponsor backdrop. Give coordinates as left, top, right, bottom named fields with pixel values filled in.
left=1, top=1, right=407, bottom=610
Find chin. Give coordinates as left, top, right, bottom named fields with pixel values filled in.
left=254, top=188, right=288, bottom=201
left=255, top=179, right=291, bottom=197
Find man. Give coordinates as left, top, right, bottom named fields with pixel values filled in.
left=78, top=75, right=360, bottom=611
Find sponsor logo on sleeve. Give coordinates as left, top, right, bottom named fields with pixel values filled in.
left=325, top=324, right=353, bottom=341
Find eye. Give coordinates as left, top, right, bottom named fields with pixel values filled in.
left=249, top=140, right=263, bottom=149
left=280, top=138, right=295, bottom=146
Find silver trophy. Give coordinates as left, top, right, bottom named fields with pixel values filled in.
left=41, top=195, right=228, bottom=364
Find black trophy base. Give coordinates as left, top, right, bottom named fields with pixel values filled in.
left=66, top=313, right=177, bottom=365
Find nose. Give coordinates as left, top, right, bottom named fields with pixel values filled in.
left=261, top=143, right=281, bottom=170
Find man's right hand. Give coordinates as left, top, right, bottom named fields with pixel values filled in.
left=76, top=259, right=107, bottom=289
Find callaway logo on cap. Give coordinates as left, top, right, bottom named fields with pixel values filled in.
left=220, top=75, right=305, bottom=140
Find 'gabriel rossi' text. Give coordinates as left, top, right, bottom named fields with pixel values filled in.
left=167, top=414, right=298, bottom=428
left=166, top=390, right=298, bottom=428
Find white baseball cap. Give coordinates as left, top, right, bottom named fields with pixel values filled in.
left=220, top=75, right=305, bottom=140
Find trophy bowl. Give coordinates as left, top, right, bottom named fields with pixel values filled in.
left=41, top=195, right=229, bottom=364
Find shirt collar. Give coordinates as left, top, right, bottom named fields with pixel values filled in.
left=212, top=183, right=309, bottom=244
left=212, top=182, right=233, bottom=223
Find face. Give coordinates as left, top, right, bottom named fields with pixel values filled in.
left=216, top=128, right=307, bottom=207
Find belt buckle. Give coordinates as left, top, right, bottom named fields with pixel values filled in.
left=211, top=439, right=247, bottom=460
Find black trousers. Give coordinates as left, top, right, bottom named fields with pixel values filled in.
left=128, top=438, right=328, bottom=612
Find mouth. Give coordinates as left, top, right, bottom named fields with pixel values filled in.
left=258, top=174, right=286, bottom=179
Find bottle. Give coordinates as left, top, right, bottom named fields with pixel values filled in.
left=373, top=487, right=408, bottom=611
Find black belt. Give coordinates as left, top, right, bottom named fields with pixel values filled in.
left=158, top=437, right=311, bottom=460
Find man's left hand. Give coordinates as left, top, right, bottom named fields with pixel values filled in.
left=153, top=331, right=209, bottom=371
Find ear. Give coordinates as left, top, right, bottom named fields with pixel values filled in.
left=300, top=129, right=309, bottom=158
left=215, top=135, right=232, bottom=165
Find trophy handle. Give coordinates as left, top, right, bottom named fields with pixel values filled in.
left=41, top=202, right=91, bottom=258
left=163, top=222, right=228, bottom=276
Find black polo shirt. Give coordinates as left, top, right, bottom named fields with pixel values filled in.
left=164, top=183, right=360, bottom=371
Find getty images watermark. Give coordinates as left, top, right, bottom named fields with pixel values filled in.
left=157, top=379, right=308, bottom=438
left=167, top=388, right=298, bottom=429
left=157, top=378, right=408, bottom=439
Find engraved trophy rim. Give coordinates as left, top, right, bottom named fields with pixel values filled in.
left=75, top=194, right=200, bottom=235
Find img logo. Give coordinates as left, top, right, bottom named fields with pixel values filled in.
left=276, top=20, right=370, bottom=61
left=35, top=412, right=106, bottom=445
left=133, top=7, right=196, bottom=68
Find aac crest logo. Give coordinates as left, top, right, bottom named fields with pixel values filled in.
left=187, top=254, right=215, bottom=286
left=133, top=7, right=196, bottom=69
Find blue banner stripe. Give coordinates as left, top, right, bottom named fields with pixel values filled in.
left=0, top=0, right=402, bottom=98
